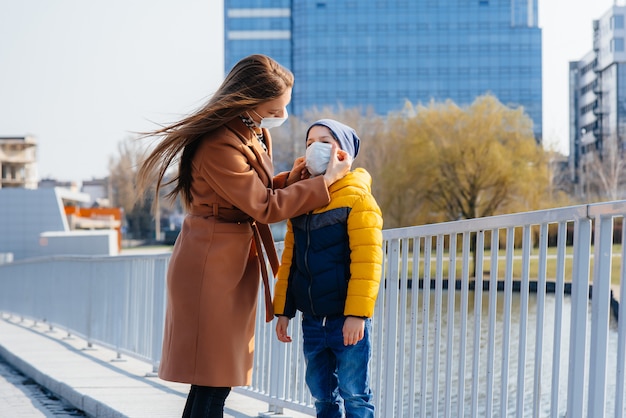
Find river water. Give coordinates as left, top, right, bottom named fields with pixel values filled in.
left=379, top=291, right=623, bottom=417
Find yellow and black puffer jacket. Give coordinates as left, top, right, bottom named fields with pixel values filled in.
left=273, top=167, right=383, bottom=319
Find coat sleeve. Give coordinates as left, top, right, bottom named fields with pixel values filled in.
left=273, top=171, right=289, bottom=189
left=344, top=192, right=384, bottom=318
left=196, top=136, right=330, bottom=224
left=273, top=220, right=297, bottom=317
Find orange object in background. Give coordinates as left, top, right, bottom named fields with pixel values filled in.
left=64, top=206, right=123, bottom=251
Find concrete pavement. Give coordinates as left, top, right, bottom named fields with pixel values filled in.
left=0, top=314, right=312, bottom=418
left=0, top=354, right=86, bottom=417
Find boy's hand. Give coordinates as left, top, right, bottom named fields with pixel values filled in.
left=343, top=316, right=365, bottom=346
left=286, top=156, right=310, bottom=186
left=276, top=316, right=292, bottom=343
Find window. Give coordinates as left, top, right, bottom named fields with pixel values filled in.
left=612, top=37, right=625, bottom=52
left=612, top=14, right=624, bottom=29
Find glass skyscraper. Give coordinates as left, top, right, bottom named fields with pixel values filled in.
left=225, top=0, right=542, bottom=140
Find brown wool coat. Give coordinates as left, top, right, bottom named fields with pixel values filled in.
left=158, top=118, right=330, bottom=387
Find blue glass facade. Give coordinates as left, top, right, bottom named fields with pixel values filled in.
left=225, top=0, right=542, bottom=139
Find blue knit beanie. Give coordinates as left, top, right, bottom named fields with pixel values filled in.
left=306, top=119, right=360, bottom=158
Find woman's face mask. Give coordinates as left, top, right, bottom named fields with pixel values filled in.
left=251, top=109, right=288, bottom=130
left=305, top=142, right=333, bottom=177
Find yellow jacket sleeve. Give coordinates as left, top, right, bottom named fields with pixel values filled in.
left=344, top=192, right=384, bottom=318
left=273, top=219, right=295, bottom=317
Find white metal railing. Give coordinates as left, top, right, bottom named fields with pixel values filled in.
left=0, top=254, right=169, bottom=371
left=0, top=201, right=625, bottom=417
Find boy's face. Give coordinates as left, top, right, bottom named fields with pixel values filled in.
left=306, top=126, right=340, bottom=149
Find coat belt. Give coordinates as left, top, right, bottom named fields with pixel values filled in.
left=251, top=221, right=278, bottom=322
left=189, top=204, right=278, bottom=322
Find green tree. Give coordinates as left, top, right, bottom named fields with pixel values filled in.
left=394, top=94, right=550, bottom=224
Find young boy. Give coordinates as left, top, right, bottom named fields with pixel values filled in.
left=273, top=119, right=383, bottom=418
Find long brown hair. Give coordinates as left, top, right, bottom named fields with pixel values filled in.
left=135, top=54, right=294, bottom=212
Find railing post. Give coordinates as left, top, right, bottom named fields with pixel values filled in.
left=588, top=214, right=613, bottom=418
left=432, top=234, right=444, bottom=417
left=616, top=223, right=626, bottom=416
left=471, top=231, right=485, bottom=417
left=533, top=223, right=549, bottom=417
left=444, top=233, right=458, bottom=418
left=567, top=215, right=592, bottom=418
left=486, top=228, right=499, bottom=418
left=550, top=221, right=568, bottom=417
left=499, top=227, right=515, bottom=418
left=457, top=231, right=471, bottom=418
left=516, top=225, right=531, bottom=418
left=267, top=334, right=285, bottom=416
left=382, top=238, right=400, bottom=418
left=149, top=257, right=167, bottom=375
left=421, top=236, right=432, bottom=418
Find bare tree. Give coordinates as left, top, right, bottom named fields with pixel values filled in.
left=108, top=136, right=144, bottom=213
left=108, top=136, right=155, bottom=241
left=587, top=134, right=626, bottom=201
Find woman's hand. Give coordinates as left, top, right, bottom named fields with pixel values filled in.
left=323, top=145, right=352, bottom=187
left=286, top=156, right=310, bottom=187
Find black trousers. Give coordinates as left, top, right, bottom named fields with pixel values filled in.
left=182, top=385, right=231, bottom=418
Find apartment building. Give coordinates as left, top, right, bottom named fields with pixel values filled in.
left=570, top=4, right=626, bottom=199
left=0, top=136, right=37, bottom=189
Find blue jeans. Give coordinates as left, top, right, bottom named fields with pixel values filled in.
left=302, top=315, right=375, bottom=418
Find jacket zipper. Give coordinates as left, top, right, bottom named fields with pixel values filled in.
left=304, top=214, right=317, bottom=316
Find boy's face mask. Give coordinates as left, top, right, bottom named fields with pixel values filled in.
left=305, top=142, right=333, bottom=177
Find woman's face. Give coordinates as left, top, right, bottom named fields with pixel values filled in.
left=249, top=88, right=292, bottom=124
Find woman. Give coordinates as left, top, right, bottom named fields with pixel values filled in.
left=135, top=54, right=351, bottom=417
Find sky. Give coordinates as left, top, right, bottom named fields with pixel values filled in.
left=0, top=0, right=620, bottom=182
